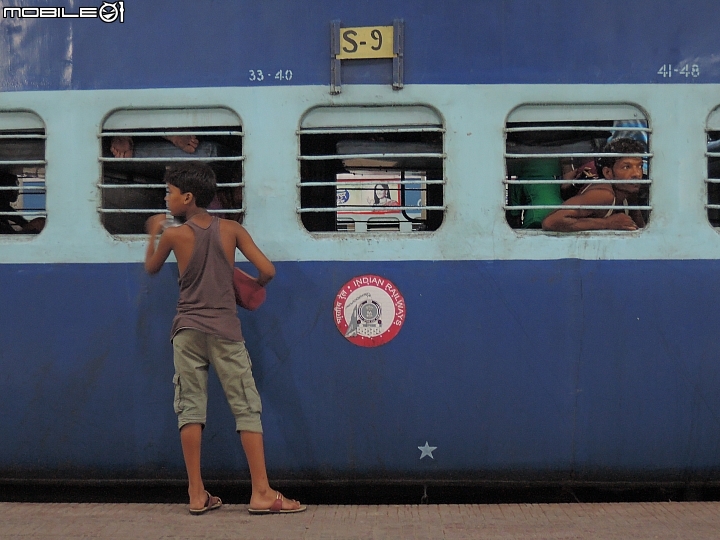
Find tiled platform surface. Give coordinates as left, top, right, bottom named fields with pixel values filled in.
left=1, top=501, right=718, bottom=539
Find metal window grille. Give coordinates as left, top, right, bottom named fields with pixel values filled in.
left=504, top=107, right=652, bottom=231
left=705, top=109, right=720, bottom=226
left=0, top=124, right=46, bottom=235
left=99, top=119, right=244, bottom=235
left=298, top=120, right=446, bottom=233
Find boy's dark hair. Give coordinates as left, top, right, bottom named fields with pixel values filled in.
left=596, top=138, right=646, bottom=173
left=164, top=162, right=216, bottom=208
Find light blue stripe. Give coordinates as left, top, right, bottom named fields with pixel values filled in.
left=0, top=84, right=718, bottom=263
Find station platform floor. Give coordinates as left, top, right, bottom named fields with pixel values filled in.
left=1, top=501, right=718, bottom=539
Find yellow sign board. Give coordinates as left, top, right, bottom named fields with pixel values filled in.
left=336, top=26, right=394, bottom=60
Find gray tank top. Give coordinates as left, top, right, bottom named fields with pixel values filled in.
left=170, top=217, right=243, bottom=342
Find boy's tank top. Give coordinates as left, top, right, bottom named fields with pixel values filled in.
left=170, top=217, right=243, bottom=342
left=579, top=183, right=617, bottom=218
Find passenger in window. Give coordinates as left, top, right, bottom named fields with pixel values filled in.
left=109, top=135, right=200, bottom=158
left=0, top=171, right=44, bottom=234
left=541, top=138, right=646, bottom=232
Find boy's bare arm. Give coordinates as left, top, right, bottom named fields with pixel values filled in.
left=234, top=223, right=275, bottom=286
left=145, top=214, right=174, bottom=274
left=541, top=186, right=637, bottom=231
left=543, top=210, right=637, bottom=231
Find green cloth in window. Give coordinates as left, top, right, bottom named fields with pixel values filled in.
left=508, top=158, right=562, bottom=229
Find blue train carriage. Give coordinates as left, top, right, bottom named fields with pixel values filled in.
left=1, top=0, right=720, bottom=487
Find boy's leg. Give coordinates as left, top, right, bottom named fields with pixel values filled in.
left=173, top=330, right=216, bottom=510
left=180, top=423, right=213, bottom=510
left=208, top=337, right=303, bottom=512
left=240, top=431, right=302, bottom=511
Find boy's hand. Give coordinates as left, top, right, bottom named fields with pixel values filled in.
left=605, top=213, right=638, bottom=230
left=145, top=214, right=174, bottom=275
left=146, top=214, right=167, bottom=236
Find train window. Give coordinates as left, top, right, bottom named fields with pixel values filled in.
left=99, top=108, right=243, bottom=235
left=706, top=108, right=720, bottom=227
left=505, top=104, right=651, bottom=232
left=0, top=111, right=46, bottom=235
left=298, top=105, right=445, bottom=233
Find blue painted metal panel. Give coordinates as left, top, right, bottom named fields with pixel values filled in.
left=572, top=260, right=720, bottom=472
left=1, top=0, right=719, bottom=91
left=1, top=260, right=719, bottom=478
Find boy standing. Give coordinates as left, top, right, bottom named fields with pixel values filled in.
left=145, top=162, right=305, bottom=515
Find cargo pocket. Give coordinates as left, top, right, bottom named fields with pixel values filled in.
left=172, top=373, right=183, bottom=414
left=240, top=372, right=262, bottom=415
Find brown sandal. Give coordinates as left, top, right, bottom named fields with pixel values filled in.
left=248, top=491, right=306, bottom=514
left=188, top=491, right=222, bottom=515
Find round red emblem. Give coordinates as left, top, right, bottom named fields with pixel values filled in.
left=333, top=274, right=406, bottom=347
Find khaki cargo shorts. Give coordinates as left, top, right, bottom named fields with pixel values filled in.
left=172, top=328, right=262, bottom=433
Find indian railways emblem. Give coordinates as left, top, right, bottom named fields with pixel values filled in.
left=334, top=274, right=406, bottom=347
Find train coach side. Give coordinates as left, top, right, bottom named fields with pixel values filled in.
left=1, top=0, right=720, bottom=484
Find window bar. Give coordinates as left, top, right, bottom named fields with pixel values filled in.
left=504, top=179, right=651, bottom=185
left=504, top=204, right=651, bottom=211
left=299, top=152, right=445, bottom=161
left=298, top=127, right=444, bottom=135
left=299, top=179, right=444, bottom=187
left=99, top=156, right=244, bottom=163
left=0, top=160, right=46, bottom=166
left=207, top=208, right=244, bottom=214
left=297, top=205, right=445, bottom=213
left=97, top=182, right=244, bottom=189
left=0, top=210, right=47, bottom=216
left=99, top=208, right=245, bottom=214
left=0, top=133, right=46, bottom=139
left=0, top=185, right=46, bottom=191
left=102, top=131, right=243, bottom=137
left=505, top=126, right=651, bottom=133
left=505, top=152, right=652, bottom=159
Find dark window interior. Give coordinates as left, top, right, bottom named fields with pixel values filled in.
left=100, top=127, right=243, bottom=234
left=0, top=129, right=46, bottom=235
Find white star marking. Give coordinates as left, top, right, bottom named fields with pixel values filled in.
left=418, top=441, right=437, bottom=460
